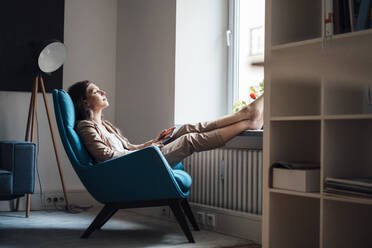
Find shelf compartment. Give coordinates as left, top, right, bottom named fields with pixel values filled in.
left=323, top=200, right=372, bottom=248
left=270, top=120, right=320, bottom=165
left=271, top=77, right=321, bottom=117
left=271, top=0, right=322, bottom=46
left=324, top=80, right=372, bottom=115
left=269, top=193, right=320, bottom=248
left=323, top=119, right=372, bottom=179
left=270, top=188, right=321, bottom=199
left=270, top=42, right=324, bottom=80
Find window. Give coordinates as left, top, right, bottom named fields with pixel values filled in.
left=227, top=0, right=265, bottom=112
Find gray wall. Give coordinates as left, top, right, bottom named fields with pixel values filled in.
left=175, top=0, right=228, bottom=124
left=115, top=0, right=176, bottom=144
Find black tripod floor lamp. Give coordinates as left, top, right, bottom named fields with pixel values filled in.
left=23, top=40, right=69, bottom=217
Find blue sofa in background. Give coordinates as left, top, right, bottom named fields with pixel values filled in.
left=0, top=141, right=36, bottom=217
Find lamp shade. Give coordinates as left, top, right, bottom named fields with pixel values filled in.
left=38, top=41, right=66, bottom=73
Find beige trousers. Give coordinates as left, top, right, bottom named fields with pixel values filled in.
left=160, top=121, right=225, bottom=167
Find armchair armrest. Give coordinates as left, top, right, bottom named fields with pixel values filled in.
left=78, top=146, right=188, bottom=203
left=0, top=141, right=36, bottom=194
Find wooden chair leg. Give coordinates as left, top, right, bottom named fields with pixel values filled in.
left=81, top=205, right=117, bottom=238
left=181, top=199, right=200, bottom=231
left=169, top=200, right=195, bottom=243
left=26, top=194, right=31, bottom=218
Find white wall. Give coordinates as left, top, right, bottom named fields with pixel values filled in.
left=64, top=0, right=118, bottom=122
left=115, top=0, right=176, bottom=143
left=175, top=0, right=228, bottom=124
left=0, top=0, right=228, bottom=201
left=0, top=0, right=118, bottom=196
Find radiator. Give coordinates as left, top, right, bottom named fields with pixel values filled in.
left=183, top=148, right=262, bottom=215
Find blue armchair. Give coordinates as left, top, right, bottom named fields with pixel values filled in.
left=0, top=141, right=36, bottom=217
left=52, top=89, right=199, bottom=243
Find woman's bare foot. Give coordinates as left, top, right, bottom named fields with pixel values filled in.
left=214, top=94, right=264, bottom=129
left=242, top=115, right=263, bottom=130
left=239, top=94, right=264, bottom=123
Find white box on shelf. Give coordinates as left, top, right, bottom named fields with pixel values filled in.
left=273, top=168, right=320, bottom=192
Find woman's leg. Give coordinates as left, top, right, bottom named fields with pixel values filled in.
left=168, top=94, right=264, bottom=142
left=217, top=119, right=260, bottom=143
left=161, top=119, right=258, bottom=167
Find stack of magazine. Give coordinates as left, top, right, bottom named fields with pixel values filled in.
left=324, top=177, right=372, bottom=198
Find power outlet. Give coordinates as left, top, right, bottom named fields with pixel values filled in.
left=206, top=213, right=216, bottom=228
left=196, top=211, right=206, bottom=226
left=43, top=193, right=65, bottom=209
left=161, top=207, right=170, bottom=217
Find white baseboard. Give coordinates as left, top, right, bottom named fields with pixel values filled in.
left=127, top=202, right=262, bottom=244
left=0, top=190, right=100, bottom=211
left=190, top=203, right=262, bottom=244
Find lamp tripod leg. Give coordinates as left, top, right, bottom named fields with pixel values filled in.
left=39, top=76, right=70, bottom=211
left=30, top=77, right=38, bottom=142
left=24, top=76, right=39, bottom=218
left=25, top=77, right=37, bottom=141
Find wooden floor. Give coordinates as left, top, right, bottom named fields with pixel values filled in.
left=0, top=207, right=258, bottom=248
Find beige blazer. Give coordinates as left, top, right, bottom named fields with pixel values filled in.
left=76, top=120, right=132, bottom=163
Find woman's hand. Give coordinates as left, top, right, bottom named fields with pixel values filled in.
left=152, top=140, right=164, bottom=148
left=132, top=126, right=177, bottom=151
left=154, top=126, right=176, bottom=143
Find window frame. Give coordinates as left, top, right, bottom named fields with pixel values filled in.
left=227, top=0, right=265, bottom=113
left=227, top=0, right=240, bottom=114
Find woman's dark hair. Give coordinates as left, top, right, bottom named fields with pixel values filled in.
left=68, top=80, right=93, bottom=121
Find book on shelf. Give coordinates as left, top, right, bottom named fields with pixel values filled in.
left=325, top=177, right=372, bottom=187
left=355, top=0, right=372, bottom=30
left=324, top=187, right=372, bottom=198
left=333, top=0, right=352, bottom=34
left=331, top=0, right=372, bottom=35
left=324, top=177, right=372, bottom=198
left=325, top=181, right=372, bottom=193
left=272, top=161, right=320, bottom=170
left=365, top=84, right=372, bottom=113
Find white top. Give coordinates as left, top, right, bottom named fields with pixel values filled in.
left=96, top=124, right=126, bottom=152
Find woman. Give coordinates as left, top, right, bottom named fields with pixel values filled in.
left=68, top=80, right=263, bottom=166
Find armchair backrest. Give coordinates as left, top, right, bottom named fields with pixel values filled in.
left=52, top=89, right=94, bottom=168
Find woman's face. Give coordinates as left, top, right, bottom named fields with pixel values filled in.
left=85, top=83, right=109, bottom=111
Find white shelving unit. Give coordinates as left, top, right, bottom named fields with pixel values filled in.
left=263, top=1, right=372, bottom=248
